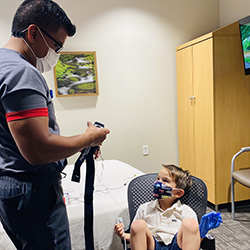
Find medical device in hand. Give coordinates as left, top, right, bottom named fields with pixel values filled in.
left=71, top=122, right=104, bottom=183
left=117, top=217, right=127, bottom=250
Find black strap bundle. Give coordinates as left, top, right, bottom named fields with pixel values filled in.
left=84, top=148, right=95, bottom=250
left=71, top=147, right=95, bottom=249
left=71, top=122, right=104, bottom=250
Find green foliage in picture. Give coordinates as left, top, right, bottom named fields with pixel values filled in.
left=54, top=52, right=99, bottom=96
left=241, top=25, right=250, bottom=41
left=241, top=25, right=250, bottom=63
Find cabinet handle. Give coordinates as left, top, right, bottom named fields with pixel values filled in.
left=189, top=97, right=192, bottom=100
left=192, top=96, right=196, bottom=99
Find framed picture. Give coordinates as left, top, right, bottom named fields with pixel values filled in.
left=53, top=51, right=99, bottom=97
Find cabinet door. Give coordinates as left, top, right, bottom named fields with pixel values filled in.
left=176, top=46, right=195, bottom=174
left=193, top=38, right=215, bottom=186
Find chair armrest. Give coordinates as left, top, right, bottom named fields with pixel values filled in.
left=200, top=234, right=215, bottom=250
left=231, top=146, right=250, bottom=173
left=241, top=147, right=250, bottom=152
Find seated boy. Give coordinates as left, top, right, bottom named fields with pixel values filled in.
left=114, top=164, right=219, bottom=250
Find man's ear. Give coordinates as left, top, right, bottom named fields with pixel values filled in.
left=174, top=188, right=185, bottom=198
left=26, top=24, right=39, bottom=43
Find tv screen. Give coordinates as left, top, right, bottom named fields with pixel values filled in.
left=239, top=15, right=250, bottom=75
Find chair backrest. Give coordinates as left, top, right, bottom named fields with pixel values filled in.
left=127, top=173, right=207, bottom=223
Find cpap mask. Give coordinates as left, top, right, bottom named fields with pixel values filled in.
left=153, top=181, right=180, bottom=199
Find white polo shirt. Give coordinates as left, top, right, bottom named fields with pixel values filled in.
left=133, top=200, right=197, bottom=245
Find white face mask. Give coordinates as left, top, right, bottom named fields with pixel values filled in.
left=36, top=46, right=60, bottom=73
left=22, top=27, right=60, bottom=73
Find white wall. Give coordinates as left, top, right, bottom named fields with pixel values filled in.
left=220, top=0, right=250, bottom=27
left=0, top=0, right=219, bottom=173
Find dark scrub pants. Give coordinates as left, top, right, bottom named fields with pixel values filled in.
left=0, top=167, right=71, bottom=250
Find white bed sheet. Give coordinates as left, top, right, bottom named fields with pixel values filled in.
left=0, top=160, right=144, bottom=250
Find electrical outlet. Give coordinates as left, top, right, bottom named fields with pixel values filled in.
left=142, top=145, right=149, bottom=156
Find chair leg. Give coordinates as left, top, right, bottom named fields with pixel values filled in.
left=231, top=177, right=235, bottom=220
left=200, top=235, right=215, bottom=250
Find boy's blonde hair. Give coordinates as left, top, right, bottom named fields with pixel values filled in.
left=162, top=164, right=192, bottom=192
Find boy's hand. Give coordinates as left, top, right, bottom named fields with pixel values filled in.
left=114, top=223, right=124, bottom=239
left=199, top=211, right=222, bottom=238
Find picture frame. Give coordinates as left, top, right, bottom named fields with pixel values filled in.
left=53, top=51, right=99, bottom=97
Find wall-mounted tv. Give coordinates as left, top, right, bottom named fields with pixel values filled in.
left=239, top=15, right=250, bottom=75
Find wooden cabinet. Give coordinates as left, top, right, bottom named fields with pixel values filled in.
left=176, top=22, right=250, bottom=206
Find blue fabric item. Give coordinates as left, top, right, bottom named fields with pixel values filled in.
left=199, top=211, right=222, bottom=238
left=153, top=181, right=172, bottom=199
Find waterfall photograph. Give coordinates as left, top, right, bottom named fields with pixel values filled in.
left=54, top=51, right=99, bottom=97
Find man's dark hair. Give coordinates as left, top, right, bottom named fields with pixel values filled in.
left=11, top=0, right=76, bottom=37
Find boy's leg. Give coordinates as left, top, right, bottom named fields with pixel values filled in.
left=130, top=219, right=155, bottom=250
left=177, top=218, right=200, bottom=250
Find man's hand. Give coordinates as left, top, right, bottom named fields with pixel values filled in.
left=85, top=121, right=110, bottom=147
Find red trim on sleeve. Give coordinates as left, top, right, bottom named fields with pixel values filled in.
left=6, top=108, right=49, bottom=122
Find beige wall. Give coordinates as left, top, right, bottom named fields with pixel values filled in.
left=0, top=0, right=219, bottom=173
left=220, top=0, right=250, bottom=27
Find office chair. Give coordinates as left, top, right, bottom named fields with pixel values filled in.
left=231, top=147, right=250, bottom=220
left=125, top=173, right=215, bottom=250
